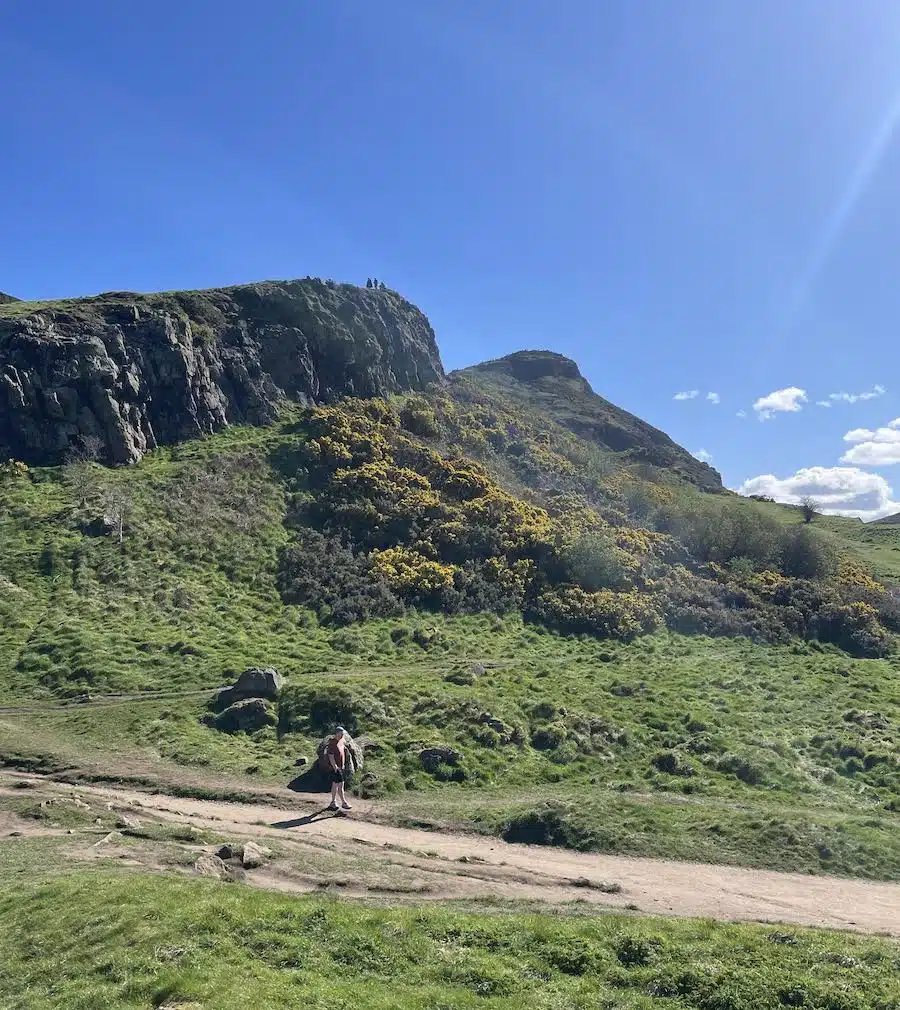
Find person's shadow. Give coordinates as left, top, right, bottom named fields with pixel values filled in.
left=270, top=807, right=336, bottom=829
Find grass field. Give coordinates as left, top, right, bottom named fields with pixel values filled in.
left=2, top=622, right=898, bottom=878
left=1, top=871, right=898, bottom=1010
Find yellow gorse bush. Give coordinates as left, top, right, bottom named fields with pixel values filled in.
left=370, top=547, right=457, bottom=595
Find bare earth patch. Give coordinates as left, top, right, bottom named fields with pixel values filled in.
left=2, top=770, right=897, bottom=935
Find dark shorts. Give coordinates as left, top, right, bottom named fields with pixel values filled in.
left=330, top=769, right=345, bottom=784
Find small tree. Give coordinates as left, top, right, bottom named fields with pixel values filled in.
left=97, top=485, right=132, bottom=546
left=366, top=278, right=372, bottom=289
left=799, top=495, right=819, bottom=524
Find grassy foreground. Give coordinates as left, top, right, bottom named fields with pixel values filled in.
left=2, top=623, right=897, bottom=879
left=0, top=873, right=897, bottom=1010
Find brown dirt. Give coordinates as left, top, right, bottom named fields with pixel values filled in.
left=2, top=770, right=897, bottom=935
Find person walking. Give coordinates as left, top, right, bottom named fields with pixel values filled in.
left=326, top=726, right=352, bottom=812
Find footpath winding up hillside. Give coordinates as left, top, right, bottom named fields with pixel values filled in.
left=0, top=279, right=898, bottom=1007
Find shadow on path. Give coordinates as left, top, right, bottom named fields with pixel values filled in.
left=271, top=807, right=339, bottom=829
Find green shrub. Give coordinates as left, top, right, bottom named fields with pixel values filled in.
left=561, top=532, right=628, bottom=591
left=277, top=530, right=403, bottom=625
left=279, top=684, right=390, bottom=736
left=501, top=804, right=595, bottom=849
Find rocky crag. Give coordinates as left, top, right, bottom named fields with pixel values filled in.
left=454, top=350, right=722, bottom=490
left=0, top=279, right=443, bottom=464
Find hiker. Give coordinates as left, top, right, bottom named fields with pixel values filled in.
left=326, top=726, right=352, bottom=812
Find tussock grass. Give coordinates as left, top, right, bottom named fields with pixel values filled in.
left=0, top=873, right=897, bottom=1009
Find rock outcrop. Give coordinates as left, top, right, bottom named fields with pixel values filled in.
left=214, top=667, right=284, bottom=708
left=211, top=698, right=276, bottom=734
left=454, top=350, right=723, bottom=492
left=0, top=279, right=444, bottom=465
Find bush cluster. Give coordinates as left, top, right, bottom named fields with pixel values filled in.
left=271, top=397, right=896, bottom=655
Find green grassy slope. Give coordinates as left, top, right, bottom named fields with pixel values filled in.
left=1, top=399, right=899, bottom=875
left=1, top=871, right=897, bottom=1010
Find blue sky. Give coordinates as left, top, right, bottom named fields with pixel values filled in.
left=4, top=1, right=900, bottom=516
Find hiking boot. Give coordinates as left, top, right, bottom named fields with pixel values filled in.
left=327, top=802, right=339, bottom=812
left=341, top=801, right=352, bottom=810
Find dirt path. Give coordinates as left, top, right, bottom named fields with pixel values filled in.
left=3, top=771, right=898, bottom=935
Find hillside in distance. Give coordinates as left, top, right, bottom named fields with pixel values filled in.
left=0, top=276, right=896, bottom=675
left=454, top=350, right=722, bottom=491
left=1, top=276, right=899, bottom=877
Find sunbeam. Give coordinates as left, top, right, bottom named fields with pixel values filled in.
left=783, top=79, right=900, bottom=330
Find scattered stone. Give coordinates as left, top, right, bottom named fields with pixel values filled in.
left=241, top=841, right=266, bottom=869
left=193, top=854, right=230, bottom=880
left=216, top=843, right=236, bottom=861
left=116, top=815, right=141, bottom=830
left=93, top=831, right=123, bottom=847
left=72, top=798, right=90, bottom=810
left=8, top=831, right=22, bottom=838
left=212, top=698, right=276, bottom=734
left=570, top=877, right=623, bottom=894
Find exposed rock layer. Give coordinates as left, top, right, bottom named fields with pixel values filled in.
left=0, top=279, right=444, bottom=464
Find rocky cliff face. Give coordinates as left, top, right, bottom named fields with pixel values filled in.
left=0, top=279, right=444, bottom=464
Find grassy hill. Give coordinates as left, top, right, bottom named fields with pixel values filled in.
left=0, top=278, right=898, bottom=880
left=4, top=870, right=898, bottom=1009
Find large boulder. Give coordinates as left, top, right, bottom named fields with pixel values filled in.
left=212, top=698, right=276, bottom=734
left=213, top=666, right=284, bottom=709
left=315, top=731, right=364, bottom=777
left=288, top=731, right=368, bottom=793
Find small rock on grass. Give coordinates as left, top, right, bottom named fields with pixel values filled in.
left=194, top=854, right=230, bottom=880
left=116, top=815, right=141, bottom=830
left=241, top=841, right=269, bottom=869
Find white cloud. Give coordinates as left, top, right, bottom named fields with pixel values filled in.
left=752, top=386, right=807, bottom=421
left=692, top=448, right=712, bottom=463
left=736, top=409, right=747, bottom=419
left=840, top=419, right=900, bottom=465
left=828, top=384, right=886, bottom=405
left=816, top=400, right=831, bottom=408
left=706, top=392, right=720, bottom=404
left=674, top=390, right=699, bottom=401
left=739, top=466, right=900, bottom=521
